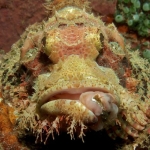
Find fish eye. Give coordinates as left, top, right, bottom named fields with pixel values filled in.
left=58, top=23, right=67, bottom=28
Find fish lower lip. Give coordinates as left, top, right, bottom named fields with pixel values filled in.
left=40, top=99, right=98, bottom=124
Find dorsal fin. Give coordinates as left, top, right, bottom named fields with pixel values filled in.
left=44, top=0, right=91, bottom=15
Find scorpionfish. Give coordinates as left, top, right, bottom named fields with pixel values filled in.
left=0, top=0, right=150, bottom=149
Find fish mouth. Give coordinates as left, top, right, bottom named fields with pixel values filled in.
left=37, top=87, right=119, bottom=126
left=37, top=87, right=116, bottom=107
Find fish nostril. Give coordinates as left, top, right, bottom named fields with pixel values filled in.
left=42, top=36, right=46, bottom=47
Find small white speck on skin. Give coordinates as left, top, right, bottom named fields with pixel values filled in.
left=68, top=8, right=74, bottom=13
left=133, top=143, right=138, bottom=150
left=91, top=98, right=97, bottom=103
left=7, top=102, right=13, bottom=107
left=0, top=97, right=3, bottom=102
left=28, top=53, right=33, bottom=57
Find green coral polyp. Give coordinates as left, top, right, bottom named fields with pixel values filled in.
left=123, top=0, right=130, bottom=3
left=123, top=7, right=129, bottom=13
left=127, top=19, right=133, bottom=26
left=135, top=1, right=141, bottom=8
left=143, top=49, right=150, bottom=61
left=133, top=14, right=139, bottom=21
left=142, top=3, right=150, bottom=11
left=115, top=15, right=124, bottom=22
left=131, top=0, right=136, bottom=4
left=144, top=19, right=150, bottom=27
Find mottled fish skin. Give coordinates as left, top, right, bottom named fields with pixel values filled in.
left=0, top=0, right=150, bottom=149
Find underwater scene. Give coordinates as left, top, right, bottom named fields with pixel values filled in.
left=0, top=0, right=150, bottom=149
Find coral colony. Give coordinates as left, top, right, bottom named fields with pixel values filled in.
left=115, top=0, right=150, bottom=37
left=0, top=0, right=150, bottom=149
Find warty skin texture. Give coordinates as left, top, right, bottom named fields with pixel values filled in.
left=0, top=0, right=150, bottom=149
